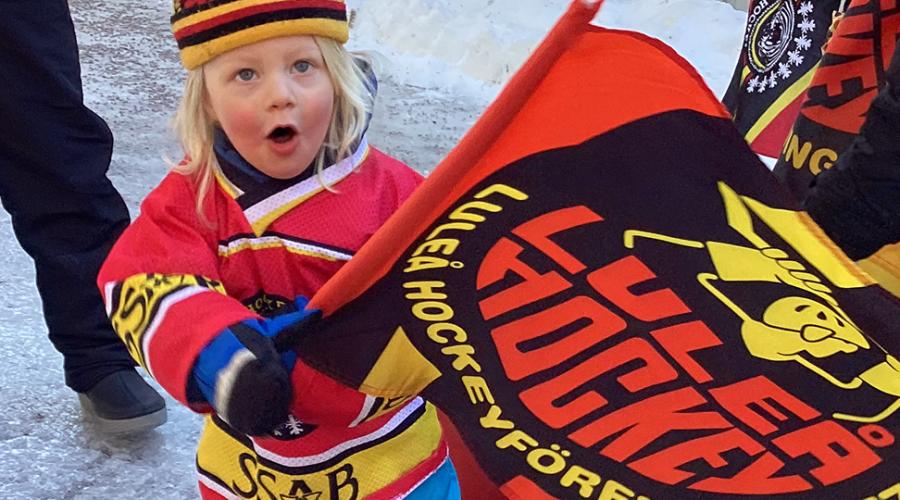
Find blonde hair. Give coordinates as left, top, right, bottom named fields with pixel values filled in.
left=172, top=36, right=373, bottom=217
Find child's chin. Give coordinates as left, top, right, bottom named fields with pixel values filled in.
left=258, top=159, right=312, bottom=180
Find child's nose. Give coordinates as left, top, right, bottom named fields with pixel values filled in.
left=266, top=75, right=295, bottom=110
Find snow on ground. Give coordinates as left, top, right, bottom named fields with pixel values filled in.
left=0, top=1, right=746, bottom=497
left=351, top=0, right=744, bottom=96
left=353, top=0, right=746, bottom=173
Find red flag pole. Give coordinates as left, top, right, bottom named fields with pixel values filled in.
left=311, top=0, right=604, bottom=315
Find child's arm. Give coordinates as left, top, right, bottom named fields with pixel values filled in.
left=99, top=176, right=336, bottom=435
left=96, top=176, right=260, bottom=409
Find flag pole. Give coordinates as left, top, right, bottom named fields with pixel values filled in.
left=310, top=0, right=604, bottom=315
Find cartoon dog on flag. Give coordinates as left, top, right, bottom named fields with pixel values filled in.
left=625, top=182, right=900, bottom=423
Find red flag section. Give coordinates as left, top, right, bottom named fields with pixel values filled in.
left=288, top=1, right=900, bottom=497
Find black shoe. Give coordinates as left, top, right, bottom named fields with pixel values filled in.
left=78, top=369, right=167, bottom=434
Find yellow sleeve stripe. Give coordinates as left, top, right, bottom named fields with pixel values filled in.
left=217, top=235, right=353, bottom=261
left=104, top=274, right=227, bottom=376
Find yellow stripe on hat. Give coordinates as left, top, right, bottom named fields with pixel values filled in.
left=172, top=0, right=328, bottom=32
left=180, top=18, right=348, bottom=69
left=173, top=0, right=347, bottom=33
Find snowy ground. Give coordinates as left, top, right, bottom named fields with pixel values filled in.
left=0, top=0, right=745, bottom=497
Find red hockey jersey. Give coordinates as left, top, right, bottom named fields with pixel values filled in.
left=98, top=138, right=447, bottom=499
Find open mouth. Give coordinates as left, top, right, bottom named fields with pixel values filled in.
left=267, top=126, right=297, bottom=144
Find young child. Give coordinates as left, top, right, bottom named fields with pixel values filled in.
left=97, top=1, right=460, bottom=498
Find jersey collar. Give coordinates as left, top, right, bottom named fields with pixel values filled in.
left=213, top=129, right=370, bottom=236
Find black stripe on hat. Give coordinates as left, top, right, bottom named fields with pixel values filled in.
left=173, top=0, right=241, bottom=23
left=176, top=8, right=346, bottom=49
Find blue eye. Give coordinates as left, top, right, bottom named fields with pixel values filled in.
left=293, top=60, right=311, bottom=73
left=236, top=69, right=255, bottom=81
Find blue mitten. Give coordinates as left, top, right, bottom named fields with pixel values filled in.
left=192, top=297, right=320, bottom=436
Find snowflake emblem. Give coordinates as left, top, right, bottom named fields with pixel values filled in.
left=271, top=414, right=316, bottom=440
left=746, top=76, right=760, bottom=93
left=777, top=62, right=792, bottom=79
left=788, top=49, right=805, bottom=67
left=798, top=17, right=817, bottom=34
left=799, top=1, right=814, bottom=16
left=794, top=34, right=812, bottom=51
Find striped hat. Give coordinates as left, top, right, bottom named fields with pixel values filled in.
left=172, top=0, right=349, bottom=70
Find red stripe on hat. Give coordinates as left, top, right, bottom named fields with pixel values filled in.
left=174, top=0, right=344, bottom=40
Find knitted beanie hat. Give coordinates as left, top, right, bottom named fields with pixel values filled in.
left=172, top=0, right=349, bottom=70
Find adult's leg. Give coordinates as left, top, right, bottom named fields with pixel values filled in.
left=0, top=0, right=135, bottom=392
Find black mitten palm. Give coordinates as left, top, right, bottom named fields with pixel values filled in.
left=192, top=297, right=320, bottom=436
left=212, top=323, right=293, bottom=435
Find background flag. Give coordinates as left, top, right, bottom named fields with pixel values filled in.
left=724, top=0, right=841, bottom=161
left=772, top=0, right=900, bottom=297
left=287, top=1, right=900, bottom=497
left=773, top=0, right=899, bottom=197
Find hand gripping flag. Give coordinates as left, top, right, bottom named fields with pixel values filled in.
left=772, top=0, right=900, bottom=298
left=286, top=1, right=900, bottom=497
left=724, top=0, right=841, bottom=161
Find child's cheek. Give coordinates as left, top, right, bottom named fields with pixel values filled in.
left=221, top=107, right=262, bottom=140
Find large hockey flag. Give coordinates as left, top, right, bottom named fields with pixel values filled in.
left=290, top=0, right=900, bottom=497
left=772, top=0, right=900, bottom=297
left=724, top=0, right=840, bottom=160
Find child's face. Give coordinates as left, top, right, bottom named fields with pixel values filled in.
left=203, top=35, right=335, bottom=179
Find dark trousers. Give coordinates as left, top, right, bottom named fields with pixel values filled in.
left=0, top=0, right=134, bottom=392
